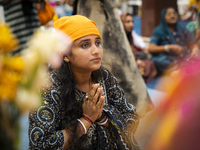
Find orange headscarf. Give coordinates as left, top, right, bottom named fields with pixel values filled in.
left=53, top=15, right=101, bottom=41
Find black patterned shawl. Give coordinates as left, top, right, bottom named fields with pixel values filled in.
left=29, top=68, right=140, bottom=150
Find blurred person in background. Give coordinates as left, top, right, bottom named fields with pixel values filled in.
left=0, top=0, right=41, bottom=55
left=185, top=0, right=200, bottom=22
left=149, top=7, right=199, bottom=76
left=121, top=13, right=157, bottom=83
left=189, top=0, right=200, bottom=11
left=36, top=0, right=55, bottom=26
left=186, top=9, right=200, bottom=47
left=121, top=13, right=149, bottom=60
left=54, top=0, right=67, bottom=18
left=180, top=5, right=198, bottom=22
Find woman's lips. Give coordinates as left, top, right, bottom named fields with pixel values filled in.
left=91, top=58, right=101, bottom=62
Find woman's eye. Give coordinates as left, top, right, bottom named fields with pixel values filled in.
left=96, top=41, right=101, bottom=47
left=81, top=43, right=89, bottom=48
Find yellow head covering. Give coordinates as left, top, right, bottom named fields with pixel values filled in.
left=53, top=15, right=101, bottom=41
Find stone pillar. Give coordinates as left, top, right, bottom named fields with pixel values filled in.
left=141, top=0, right=178, bottom=37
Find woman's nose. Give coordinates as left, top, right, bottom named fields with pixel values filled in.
left=91, top=45, right=100, bottom=55
left=130, top=22, right=134, bottom=29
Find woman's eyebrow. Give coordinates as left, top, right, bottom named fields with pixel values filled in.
left=96, top=37, right=101, bottom=40
left=79, top=37, right=101, bottom=44
left=78, top=39, right=90, bottom=45
left=79, top=39, right=90, bottom=43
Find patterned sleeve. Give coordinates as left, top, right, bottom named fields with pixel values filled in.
left=29, top=72, right=65, bottom=149
left=103, top=70, right=140, bottom=149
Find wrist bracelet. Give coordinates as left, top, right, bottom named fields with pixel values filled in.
left=77, top=119, right=87, bottom=134
left=95, top=111, right=106, bottom=123
left=164, top=45, right=169, bottom=52
left=97, top=115, right=107, bottom=123
left=97, top=117, right=108, bottom=125
left=82, top=114, right=94, bottom=124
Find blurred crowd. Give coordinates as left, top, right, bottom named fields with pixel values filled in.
left=1, top=0, right=200, bottom=150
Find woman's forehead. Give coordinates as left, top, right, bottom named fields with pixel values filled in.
left=166, top=8, right=175, bottom=13
left=126, top=15, right=133, bottom=20
left=75, top=35, right=101, bottom=42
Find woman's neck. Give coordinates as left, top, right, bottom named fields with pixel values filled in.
left=73, top=70, right=92, bottom=92
left=168, top=24, right=176, bottom=32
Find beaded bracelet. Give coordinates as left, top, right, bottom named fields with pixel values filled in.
left=82, top=114, right=94, bottom=124
left=77, top=119, right=87, bottom=134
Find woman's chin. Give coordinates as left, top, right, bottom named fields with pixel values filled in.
left=91, top=64, right=101, bottom=71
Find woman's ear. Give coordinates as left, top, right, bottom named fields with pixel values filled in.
left=63, top=56, right=69, bottom=62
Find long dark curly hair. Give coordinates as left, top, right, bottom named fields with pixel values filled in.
left=55, top=60, right=105, bottom=148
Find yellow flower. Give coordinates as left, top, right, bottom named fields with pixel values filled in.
left=0, top=23, right=18, bottom=52
left=0, top=28, right=71, bottom=113
left=0, top=69, right=18, bottom=100
left=0, top=55, right=24, bottom=101
left=8, top=55, right=24, bottom=72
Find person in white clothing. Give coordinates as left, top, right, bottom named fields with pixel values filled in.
left=121, top=13, right=149, bottom=59
left=132, top=30, right=147, bottom=52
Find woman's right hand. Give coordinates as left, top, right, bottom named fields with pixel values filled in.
left=82, top=84, right=105, bottom=124
left=169, top=44, right=185, bottom=55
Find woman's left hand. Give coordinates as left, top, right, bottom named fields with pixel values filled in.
left=189, top=45, right=200, bottom=60
left=82, top=84, right=105, bottom=123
